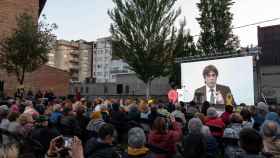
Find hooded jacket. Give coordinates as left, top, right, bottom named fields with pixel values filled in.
left=148, top=122, right=182, bottom=158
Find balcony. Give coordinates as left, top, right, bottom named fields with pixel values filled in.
left=70, top=51, right=79, bottom=56
left=69, top=58, right=79, bottom=64
left=69, top=65, right=79, bottom=71
left=71, top=77, right=79, bottom=81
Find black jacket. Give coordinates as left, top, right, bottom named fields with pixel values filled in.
left=85, top=138, right=121, bottom=158
left=30, top=126, right=60, bottom=153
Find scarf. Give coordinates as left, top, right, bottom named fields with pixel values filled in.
left=128, top=146, right=149, bottom=156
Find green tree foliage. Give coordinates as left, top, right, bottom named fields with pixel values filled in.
left=168, top=19, right=197, bottom=88
left=108, top=0, right=181, bottom=98
left=197, top=0, right=240, bottom=55
left=0, top=13, right=56, bottom=85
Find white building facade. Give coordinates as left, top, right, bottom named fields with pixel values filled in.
left=95, top=36, right=134, bottom=83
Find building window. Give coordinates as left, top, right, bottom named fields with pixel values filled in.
left=104, top=85, right=108, bottom=94
left=85, top=87, right=89, bottom=94
left=80, top=87, right=84, bottom=93
left=125, top=85, right=129, bottom=94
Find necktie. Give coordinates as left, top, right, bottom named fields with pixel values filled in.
left=210, top=89, right=215, bottom=104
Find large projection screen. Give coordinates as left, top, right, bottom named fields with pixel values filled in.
left=181, top=56, right=254, bottom=105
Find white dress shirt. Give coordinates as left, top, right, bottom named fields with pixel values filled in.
left=206, top=85, right=216, bottom=104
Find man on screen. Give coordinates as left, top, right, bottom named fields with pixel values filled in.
left=193, top=65, right=235, bottom=105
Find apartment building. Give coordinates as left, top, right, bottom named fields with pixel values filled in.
left=95, top=37, right=113, bottom=82
left=95, top=36, right=134, bottom=83
left=47, top=39, right=96, bottom=82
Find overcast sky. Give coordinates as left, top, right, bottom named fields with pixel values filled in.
left=41, top=0, right=280, bottom=47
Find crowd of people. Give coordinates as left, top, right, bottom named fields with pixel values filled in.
left=0, top=90, right=280, bottom=158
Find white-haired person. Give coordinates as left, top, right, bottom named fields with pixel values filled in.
left=123, top=127, right=154, bottom=158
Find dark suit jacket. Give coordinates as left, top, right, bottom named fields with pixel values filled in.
left=193, top=84, right=235, bottom=105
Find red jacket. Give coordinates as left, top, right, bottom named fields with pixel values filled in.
left=148, top=122, right=182, bottom=158
left=205, top=117, right=225, bottom=137
left=221, top=111, right=232, bottom=125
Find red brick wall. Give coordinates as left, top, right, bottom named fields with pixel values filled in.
left=0, top=1, right=64, bottom=96
left=0, top=65, right=70, bottom=96
left=0, top=0, right=39, bottom=39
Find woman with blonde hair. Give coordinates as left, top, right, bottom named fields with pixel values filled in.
left=17, top=113, right=34, bottom=136
left=86, top=111, right=106, bottom=137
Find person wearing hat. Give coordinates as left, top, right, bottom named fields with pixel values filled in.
left=123, top=127, right=154, bottom=158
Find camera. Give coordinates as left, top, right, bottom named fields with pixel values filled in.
left=63, top=136, right=73, bottom=148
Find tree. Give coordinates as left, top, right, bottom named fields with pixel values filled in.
left=108, top=0, right=181, bottom=98
left=168, top=19, right=197, bottom=88
left=196, top=0, right=240, bottom=55
left=0, top=13, right=56, bottom=86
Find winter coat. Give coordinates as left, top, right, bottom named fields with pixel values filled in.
left=49, top=111, right=62, bottom=124
left=86, top=119, right=106, bottom=133
left=0, top=118, right=10, bottom=130
left=148, top=122, right=182, bottom=158
left=223, top=123, right=243, bottom=139
left=242, top=121, right=254, bottom=128
left=206, top=136, right=219, bottom=158
left=30, top=126, right=60, bottom=153
left=85, top=138, right=120, bottom=158
left=128, top=108, right=141, bottom=122
left=253, top=114, right=265, bottom=131
left=221, top=111, right=232, bottom=126
left=205, top=117, right=225, bottom=137
left=110, top=111, right=128, bottom=131
left=7, top=121, right=20, bottom=133
left=17, top=123, right=33, bottom=136
left=59, top=115, right=81, bottom=137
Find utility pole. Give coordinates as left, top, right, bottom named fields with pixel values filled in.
left=248, top=46, right=262, bottom=103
